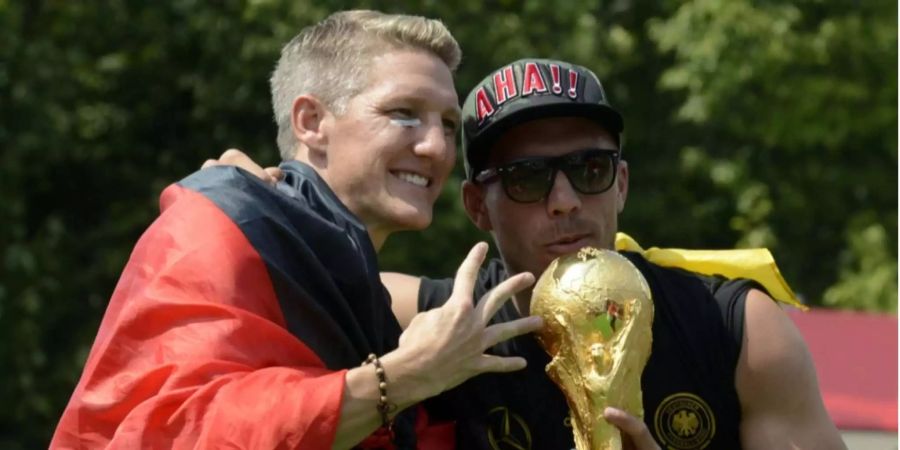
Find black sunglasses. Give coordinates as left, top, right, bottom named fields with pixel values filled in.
left=475, top=148, right=620, bottom=203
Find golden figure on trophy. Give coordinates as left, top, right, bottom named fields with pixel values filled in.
left=531, top=247, right=654, bottom=450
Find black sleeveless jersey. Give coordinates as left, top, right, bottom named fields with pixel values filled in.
left=418, top=252, right=760, bottom=450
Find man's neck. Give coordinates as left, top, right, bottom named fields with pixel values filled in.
left=367, top=227, right=387, bottom=253
left=293, top=154, right=391, bottom=252
left=513, top=290, right=533, bottom=317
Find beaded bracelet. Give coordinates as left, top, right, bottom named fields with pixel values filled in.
left=363, top=353, right=397, bottom=431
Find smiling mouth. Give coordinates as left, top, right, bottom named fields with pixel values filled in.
left=392, top=170, right=431, bottom=188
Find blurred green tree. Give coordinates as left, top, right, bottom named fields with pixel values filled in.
left=645, top=0, right=897, bottom=309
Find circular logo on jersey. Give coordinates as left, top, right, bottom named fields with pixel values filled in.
left=654, top=393, right=716, bottom=449
left=487, top=406, right=532, bottom=450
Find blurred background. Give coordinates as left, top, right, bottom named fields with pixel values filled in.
left=1, top=0, right=896, bottom=447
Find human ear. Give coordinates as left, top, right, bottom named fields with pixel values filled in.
left=291, top=95, right=332, bottom=158
left=462, top=180, right=493, bottom=231
left=616, top=160, right=629, bottom=213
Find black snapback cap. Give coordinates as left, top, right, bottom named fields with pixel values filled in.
left=461, top=58, right=624, bottom=180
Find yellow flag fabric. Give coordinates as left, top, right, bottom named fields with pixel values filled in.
left=615, top=232, right=806, bottom=310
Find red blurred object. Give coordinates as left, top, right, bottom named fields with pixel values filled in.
left=787, top=308, right=898, bottom=431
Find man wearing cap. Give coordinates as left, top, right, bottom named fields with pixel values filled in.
left=386, top=58, right=845, bottom=449
left=208, top=58, right=845, bottom=449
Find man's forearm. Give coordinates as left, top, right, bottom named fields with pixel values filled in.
left=332, top=350, right=435, bottom=449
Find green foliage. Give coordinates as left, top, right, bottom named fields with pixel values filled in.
left=643, top=0, right=897, bottom=304
left=1, top=0, right=895, bottom=446
left=824, top=218, right=898, bottom=313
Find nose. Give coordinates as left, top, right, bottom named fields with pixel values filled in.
left=413, top=116, right=452, bottom=161
left=546, top=170, right=582, bottom=216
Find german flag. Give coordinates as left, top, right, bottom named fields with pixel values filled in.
left=50, top=163, right=452, bottom=449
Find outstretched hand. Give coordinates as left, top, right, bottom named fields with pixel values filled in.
left=202, top=149, right=283, bottom=186
left=385, top=242, right=543, bottom=400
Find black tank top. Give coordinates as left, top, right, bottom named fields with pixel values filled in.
left=418, top=252, right=758, bottom=450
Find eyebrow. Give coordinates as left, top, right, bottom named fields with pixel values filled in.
left=386, top=94, right=460, bottom=121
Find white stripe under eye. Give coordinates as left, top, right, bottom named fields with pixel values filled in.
left=391, top=117, right=422, bottom=128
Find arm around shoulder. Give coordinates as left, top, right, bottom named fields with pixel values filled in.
left=736, top=289, right=846, bottom=450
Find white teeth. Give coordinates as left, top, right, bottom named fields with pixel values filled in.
left=395, top=171, right=429, bottom=187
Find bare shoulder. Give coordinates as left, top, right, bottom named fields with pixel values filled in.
left=740, top=289, right=809, bottom=375
left=736, top=289, right=846, bottom=449
left=380, top=272, right=421, bottom=292
left=380, top=272, right=421, bottom=329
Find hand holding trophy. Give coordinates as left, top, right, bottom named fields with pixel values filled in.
left=531, top=247, right=654, bottom=450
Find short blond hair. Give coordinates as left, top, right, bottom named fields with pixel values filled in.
left=270, top=10, right=462, bottom=160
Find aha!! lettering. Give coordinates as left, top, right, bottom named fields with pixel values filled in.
left=474, top=62, right=583, bottom=124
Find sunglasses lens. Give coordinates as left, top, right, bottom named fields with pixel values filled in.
left=565, top=153, right=615, bottom=194
left=492, top=150, right=618, bottom=203
left=502, top=161, right=552, bottom=202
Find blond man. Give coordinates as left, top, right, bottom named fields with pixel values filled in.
left=51, top=11, right=541, bottom=449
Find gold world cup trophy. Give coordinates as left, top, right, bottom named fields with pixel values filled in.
left=531, top=247, right=654, bottom=450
